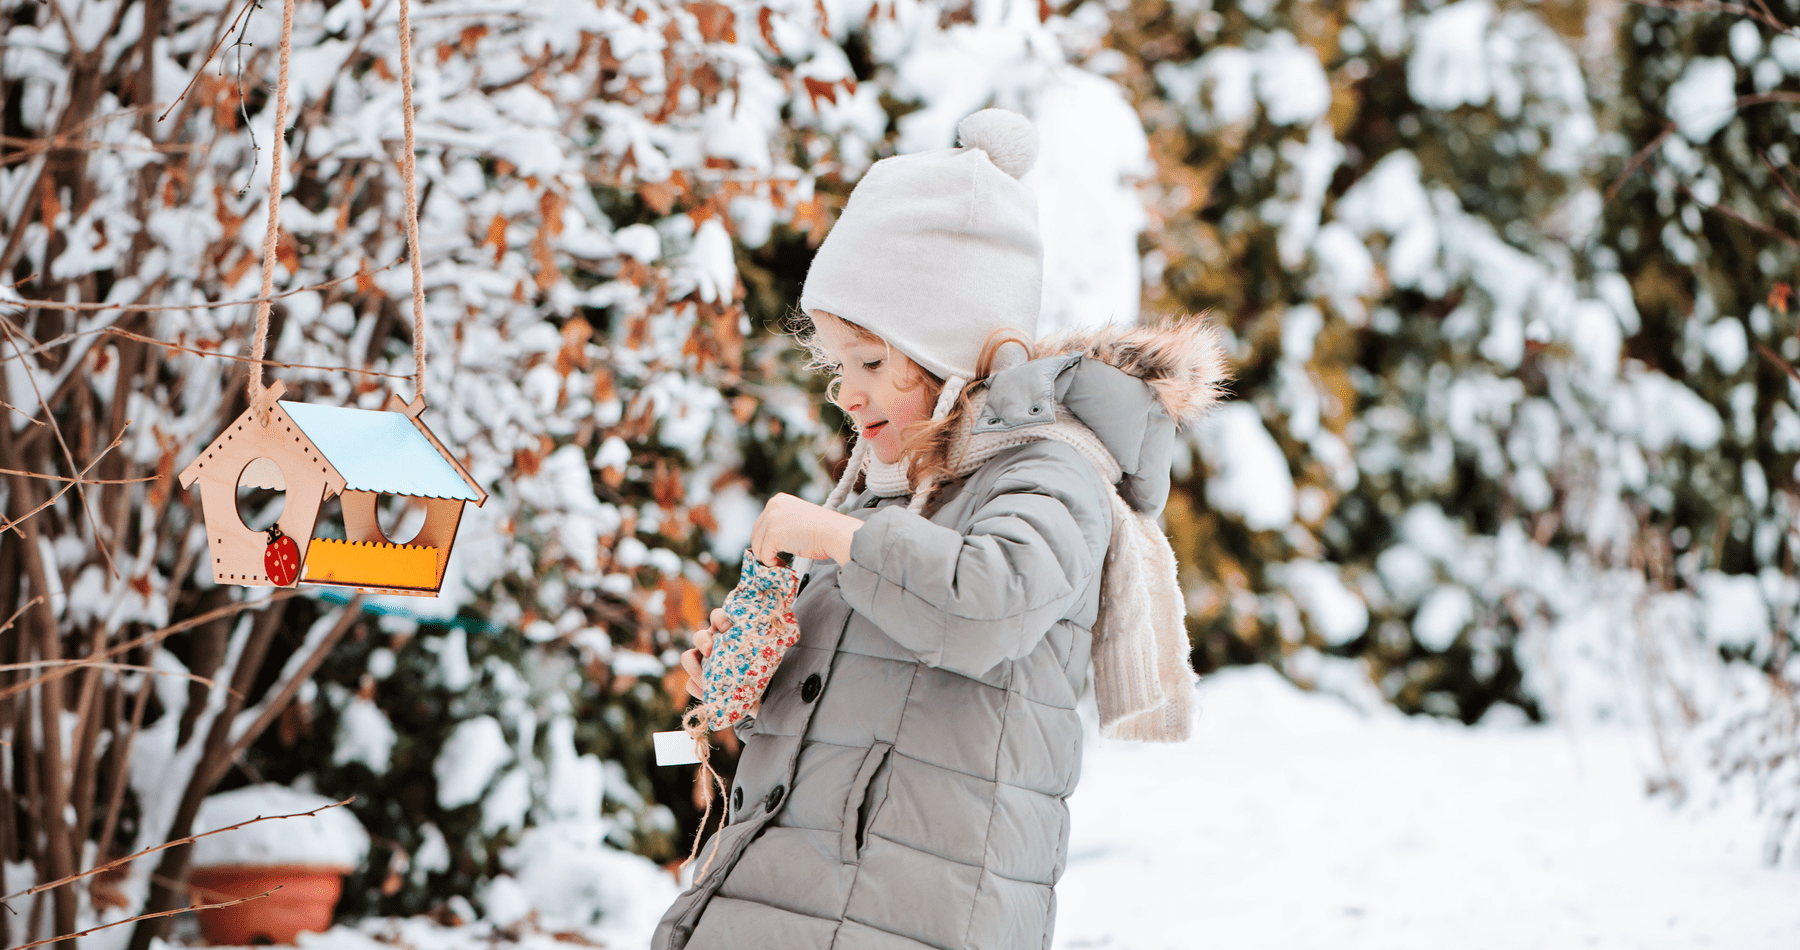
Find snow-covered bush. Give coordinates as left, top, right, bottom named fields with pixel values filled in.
left=1601, top=1, right=1800, bottom=864
left=193, top=786, right=370, bottom=870
left=1104, top=0, right=1799, bottom=859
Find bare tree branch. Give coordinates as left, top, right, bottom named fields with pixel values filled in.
left=157, top=0, right=263, bottom=123
left=1605, top=125, right=1674, bottom=206
left=0, top=467, right=157, bottom=485
left=0, top=598, right=43, bottom=639
left=1761, top=150, right=1800, bottom=217
left=1757, top=342, right=1800, bottom=386
left=0, top=661, right=236, bottom=698
left=1, top=798, right=352, bottom=906
left=0, top=320, right=123, bottom=581
left=0, top=591, right=296, bottom=702
left=1678, top=180, right=1800, bottom=246
left=1627, top=0, right=1800, bottom=34
left=6, top=889, right=280, bottom=950
left=216, top=598, right=364, bottom=787
left=0, top=258, right=394, bottom=319
left=0, top=422, right=129, bottom=540
left=0, top=399, right=45, bottom=425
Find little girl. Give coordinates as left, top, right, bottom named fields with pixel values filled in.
left=655, top=109, right=1225, bottom=950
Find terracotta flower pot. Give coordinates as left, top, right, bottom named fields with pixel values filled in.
left=188, top=864, right=348, bottom=946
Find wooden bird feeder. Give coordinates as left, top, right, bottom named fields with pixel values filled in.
left=178, top=383, right=487, bottom=597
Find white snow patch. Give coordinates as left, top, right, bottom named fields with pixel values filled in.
left=684, top=218, right=736, bottom=304
left=1028, top=70, right=1150, bottom=333
left=1377, top=544, right=1437, bottom=606
left=435, top=716, right=512, bottom=810
left=1668, top=58, right=1741, bottom=142
left=331, top=691, right=396, bottom=775
left=1256, top=32, right=1332, bottom=127
left=1698, top=571, right=1770, bottom=651
left=1056, top=668, right=1800, bottom=949
left=1196, top=404, right=1295, bottom=531
left=1280, top=560, right=1370, bottom=646
left=1704, top=318, right=1749, bottom=373
left=1609, top=369, right=1724, bottom=452
left=193, top=786, right=369, bottom=870
left=1408, top=0, right=1494, bottom=111
left=488, top=821, right=681, bottom=941
left=1413, top=585, right=1476, bottom=651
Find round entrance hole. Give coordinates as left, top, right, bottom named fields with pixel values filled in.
left=236, top=458, right=287, bottom=532
left=375, top=493, right=427, bottom=546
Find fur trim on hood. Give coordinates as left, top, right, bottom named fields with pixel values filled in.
left=1037, top=317, right=1232, bottom=426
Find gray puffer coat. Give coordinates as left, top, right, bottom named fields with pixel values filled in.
left=655, top=323, right=1221, bottom=950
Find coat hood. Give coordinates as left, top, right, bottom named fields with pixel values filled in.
left=977, top=318, right=1231, bottom=515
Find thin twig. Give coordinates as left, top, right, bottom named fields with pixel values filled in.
left=1607, top=93, right=1800, bottom=208
left=215, top=597, right=363, bottom=785
left=6, top=889, right=280, bottom=950
left=1757, top=342, right=1800, bottom=385
left=1, top=399, right=46, bottom=425
left=0, top=467, right=156, bottom=485
left=0, top=598, right=42, bottom=640
left=1605, top=125, right=1674, bottom=205
left=0, top=320, right=122, bottom=580
left=0, top=134, right=205, bottom=167
left=0, top=258, right=394, bottom=316
left=159, top=0, right=262, bottom=122
left=228, top=0, right=266, bottom=198
left=1, top=798, right=351, bottom=905
left=0, top=591, right=296, bottom=702
left=1627, top=0, right=1800, bottom=34
left=1678, top=180, right=1800, bottom=246
left=3, top=326, right=415, bottom=383
left=1762, top=150, right=1800, bottom=216
left=0, top=661, right=236, bottom=698
left=108, top=328, right=418, bottom=380
left=0, top=423, right=128, bottom=541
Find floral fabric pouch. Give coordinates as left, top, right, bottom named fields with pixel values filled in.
left=675, top=552, right=800, bottom=868
left=686, top=551, right=801, bottom=732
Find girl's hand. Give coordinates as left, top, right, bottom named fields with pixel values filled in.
left=750, top=492, right=863, bottom=567
left=680, top=607, right=732, bottom=700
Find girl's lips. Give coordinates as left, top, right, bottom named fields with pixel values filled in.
left=863, top=421, right=887, bottom=436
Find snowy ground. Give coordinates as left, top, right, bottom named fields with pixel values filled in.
left=238, top=667, right=1796, bottom=950
left=1054, top=667, right=1800, bottom=950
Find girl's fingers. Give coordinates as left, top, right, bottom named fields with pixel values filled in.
left=694, top=627, right=713, bottom=654
left=710, top=607, right=730, bottom=632
left=749, top=510, right=769, bottom=562
left=681, top=648, right=705, bottom=699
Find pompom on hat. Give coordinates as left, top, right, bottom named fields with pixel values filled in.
left=799, top=108, right=1044, bottom=386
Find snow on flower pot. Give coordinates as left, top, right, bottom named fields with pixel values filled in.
left=189, top=787, right=370, bottom=946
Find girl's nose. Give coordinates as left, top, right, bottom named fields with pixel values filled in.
left=838, top=384, right=866, bottom=413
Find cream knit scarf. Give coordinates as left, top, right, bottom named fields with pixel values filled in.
left=858, top=392, right=1197, bottom=742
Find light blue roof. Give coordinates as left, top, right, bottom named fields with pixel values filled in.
left=281, top=402, right=482, bottom=502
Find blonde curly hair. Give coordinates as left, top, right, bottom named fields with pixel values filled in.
left=786, top=308, right=1032, bottom=509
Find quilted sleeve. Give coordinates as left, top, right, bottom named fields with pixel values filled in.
left=834, top=441, right=1112, bottom=679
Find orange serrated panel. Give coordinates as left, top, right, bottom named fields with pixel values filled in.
left=302, top=537, right=439, bottom=590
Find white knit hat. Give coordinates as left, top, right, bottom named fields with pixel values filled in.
left=799, top=109, right=1044, bottom=385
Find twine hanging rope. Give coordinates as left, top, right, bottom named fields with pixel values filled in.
left=396, top=0, right=428, bottom=403
left=247, top=0, right=429, bottom=406
left=245, top=0, right=296, bottom=404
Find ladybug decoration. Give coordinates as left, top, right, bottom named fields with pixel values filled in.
left=263, top=524, right=301, bottom=586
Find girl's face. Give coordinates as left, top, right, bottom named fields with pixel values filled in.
left=814, top=314, right=931, bottom=464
